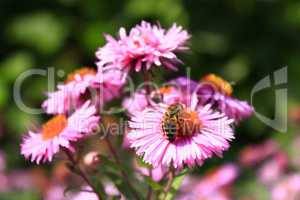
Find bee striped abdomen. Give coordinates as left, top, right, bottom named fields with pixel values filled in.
left=162, top=104, right=184, bottom=142
left=162, top=118, right=178, bottom=142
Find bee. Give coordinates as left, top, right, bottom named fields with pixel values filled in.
left=162, top=104, right=184, bottom=142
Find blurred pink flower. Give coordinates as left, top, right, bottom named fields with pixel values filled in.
left=122, top=89, right=148, bottom=115
left=239, top=140, right=278, bottom=167
left=0, top=113, right=3, bottom=139
left=8, top=170, right=34, bottom=191
left=203, top=163, right=240, bottom=189
left=198, top=74, right=254, bottom=122
left=94, top=66, right=127, bottom=108
left=71, top=184, right=125, bottom=200
left=271, top=174, right=300, bottom=200
left=291, top=136, right=300, bottom=168
left=0, top=151, right=8, bottom=192
left=0, top=150, right=6, bottom=172
left=70, top=187, right=98, bottom=200
left=128, top=94, right=234, bottom=168
left=21, top=101, right=99, bottom=164
left=151, top=77, right=198, bottom=106
left=176, top=164, right=239, bottom=200
left=96, top=21, right=190, bottom=72
left=44, top=184, right=71, bottom=200
left=258, top=152, right=288, bottom=185
left=0, top=173, right=9, bottom=192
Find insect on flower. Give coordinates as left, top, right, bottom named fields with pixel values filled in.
left=162, top=103, right=202, bottom=142
left=162, top=103, right=184, bottom=142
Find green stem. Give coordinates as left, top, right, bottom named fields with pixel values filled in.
left=146, top=169, right=153, bottom=200
left=143, top=69, right=152, bottom=98
left=64, top=149, right=103, bottom=200
left=105, top=138, right=140, bottom=200
left=162, top=168, right=175, bottom=200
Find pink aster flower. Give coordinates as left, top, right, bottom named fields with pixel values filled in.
left=21, top=101, right=99, bottom=164
left=96, top=21, right=190, bottom=72
left=197, top=74, right=254, bottom=122
left=43, top=67, right=126, bottom=115
left=42, top=67, right=98, bottom=114
left=271, top=174, right=300, bottom=200
left=122, top=86, right=182, bottom=115
left=123, top=77, right=197, bottom=115
left=123, top=89, right=148, bottom=115
left=156, top=77, right=198, bottom=105
left=128, top=94, right=234, bottom=168
left=94, top=66, right=127, bottom=107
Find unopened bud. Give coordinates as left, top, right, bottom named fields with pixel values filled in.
left=83, top=151, right=101, bottom=167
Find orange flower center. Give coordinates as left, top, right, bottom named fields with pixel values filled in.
left=158, top=86, right=173, bottom=94
left=177, top=109, right=202, bottom=137
left=65, top=67, right=96, bottom=83
left=42, top=115, right=68, bottom=141
left=201, top=74, right=233, bottom=96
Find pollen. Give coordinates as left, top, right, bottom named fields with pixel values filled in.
left=65, top=67, right=96, bottom=83
left=201, top=74, right=233, bottom=96
left=42, top=115, right=68, bottom=141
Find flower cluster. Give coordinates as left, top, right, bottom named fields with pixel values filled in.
left=20, top=21, right=254, bottom=199
left=96, top=21, right=190, bottom=73
left=239, top=139, right=300, bottom=200
left=21, top=65, right=127, bottom=164
left=176, top=163, right=239, bottom=200
left=125, top=74, right=253, bottom=168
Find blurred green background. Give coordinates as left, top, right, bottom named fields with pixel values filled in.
left=0, top=0, right=299, bottom=199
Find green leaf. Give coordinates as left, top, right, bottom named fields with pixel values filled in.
left=136, top=156, right=152, bottom=169
left=0, top=80, right=8, bottom=108
left=90, top=176, right=107, bottom=199
left=0, top=191, right=39, bottom=200
left=144, top=176, right=164, bottom=191
left=98, top=155, right=120, bottom=172
left=104, top=171, right=135, bottom=199
left=164, top=168, right=188, bottom=200
left=63, top=185, right=81, bottom=196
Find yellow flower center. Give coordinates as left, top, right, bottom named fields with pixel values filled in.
left=201, top=74, right=233, bottom=96
left=65, top=67, right=96, bottom=83
left=42, top=115, right=68, bottom=141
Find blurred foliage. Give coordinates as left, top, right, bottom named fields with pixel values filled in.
left=0, top=0, right=299, bottom=199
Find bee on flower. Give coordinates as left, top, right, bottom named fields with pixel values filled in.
left=128, top=93, right=235, bottom=168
